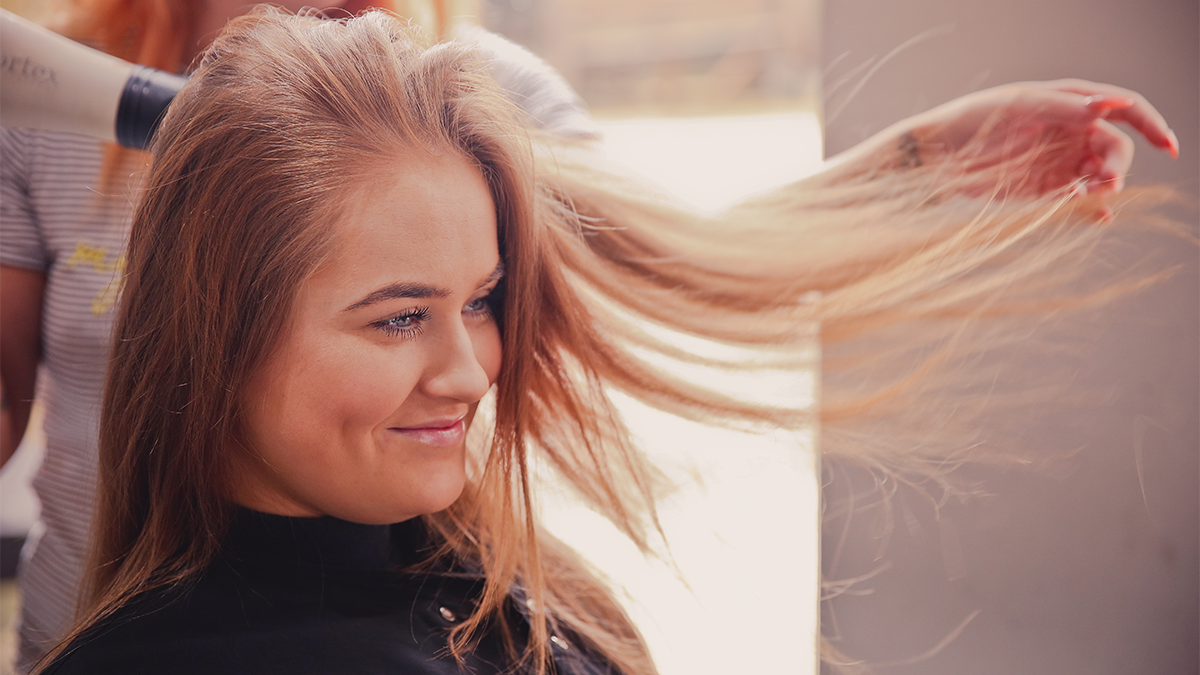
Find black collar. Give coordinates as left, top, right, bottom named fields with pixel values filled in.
left=223, top=509, right=427, bottom=572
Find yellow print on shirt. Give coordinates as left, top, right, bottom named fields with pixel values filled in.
left=66, top=241, right=126, bottom=315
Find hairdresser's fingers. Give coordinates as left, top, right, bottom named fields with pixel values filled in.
left=972, top=82, right=1175, bottom=156
left=999, top=88, right=1124, bottom=128
left=1081, top=119, right=1135, bottom=195
left=1044, top=80, right=1177, bottom=157
left=1027, top=78, right=1141, bottom=102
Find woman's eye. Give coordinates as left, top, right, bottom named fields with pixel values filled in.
left=372, top=307, right=430, bottom=339
left=464, top=297, right=490, bottom=314
left=464, top=291, right=497, bottom=319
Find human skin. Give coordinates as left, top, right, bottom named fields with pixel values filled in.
left=822, top=79, right=1178, bottom=219
left=226, top=151, right=504, bottom=525
left=0, top=266, right=42, bottom=466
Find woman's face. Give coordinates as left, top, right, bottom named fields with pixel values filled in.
left=230, top=151, right=504, bottom=524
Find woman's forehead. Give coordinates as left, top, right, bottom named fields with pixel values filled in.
left=306, top=153, right=500, bottom=296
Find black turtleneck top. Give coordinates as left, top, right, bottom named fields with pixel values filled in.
left=43, top=510, right=611, bottom=675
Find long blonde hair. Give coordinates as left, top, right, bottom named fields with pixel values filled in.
left=46, top=8, right=1175, bottom=675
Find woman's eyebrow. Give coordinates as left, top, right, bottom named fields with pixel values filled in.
left=343, top=283, right=450, bottom=311
left=344, top=262, right=505, bottom=312
left=479, top=261, right=506, bottom=288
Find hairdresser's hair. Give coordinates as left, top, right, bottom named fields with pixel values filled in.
left=50, top=0, right=403, bottom=184
left=55, top=0, right=196, bottom=71
left=47, top=7, right=1174, bottom=675
left=54, top=0, right=425, bottom=68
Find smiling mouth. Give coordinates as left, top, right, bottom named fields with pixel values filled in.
left=389, top=418, right=466, bottom=447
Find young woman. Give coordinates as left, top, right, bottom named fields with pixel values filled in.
left=26, top=7, right=1178, bottom=675
left=1, top=2, right=599, bottom=669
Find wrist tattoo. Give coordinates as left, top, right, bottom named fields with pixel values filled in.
left=898, top=131, right=922, bottom=169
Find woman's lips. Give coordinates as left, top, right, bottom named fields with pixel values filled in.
left=389, top=418, right=465, bottom=447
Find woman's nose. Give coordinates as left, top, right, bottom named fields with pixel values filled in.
left=420, top=321, right=494, bottom=404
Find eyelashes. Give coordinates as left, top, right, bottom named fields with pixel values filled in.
left=372, top=306, right=431, bottom=339
left=371, top=292, right=496, bottom=340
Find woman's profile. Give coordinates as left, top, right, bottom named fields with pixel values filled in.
left=33, top=7, right=1178, bottom=675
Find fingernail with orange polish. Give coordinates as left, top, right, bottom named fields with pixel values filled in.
left=1089, top=96, right=1135, bottom=111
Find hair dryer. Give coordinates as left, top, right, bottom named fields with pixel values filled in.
left=1, top=9, right=185, bottom=150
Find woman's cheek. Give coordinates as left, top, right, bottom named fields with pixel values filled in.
left=341, top=359, right=422, bottom=418
left=299, top=340, right=420, bottom=426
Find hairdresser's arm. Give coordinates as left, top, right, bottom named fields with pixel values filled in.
left=0, top=379, right=9, bottom=466
left=821, top=79, right=1177, bottom=216
left=0, top=265, right=44, bottom=466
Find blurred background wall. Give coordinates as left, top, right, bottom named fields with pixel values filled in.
left=482, top=0, right=821, bottom=116
left=820, top=1, right=1198, bottom=673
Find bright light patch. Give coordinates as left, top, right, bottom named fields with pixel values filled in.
left=538, top=113, right=823, bottom=675
left=596, top=112, right=824, bottom=213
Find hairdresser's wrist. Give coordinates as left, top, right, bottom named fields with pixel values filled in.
left=818, top=120, right=942, bottom=187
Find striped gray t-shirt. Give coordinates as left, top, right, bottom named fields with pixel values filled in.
left=1, top=127, right=136, bottom=671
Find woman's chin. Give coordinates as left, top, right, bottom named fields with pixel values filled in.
left=344, top=472, right=468, bottom=525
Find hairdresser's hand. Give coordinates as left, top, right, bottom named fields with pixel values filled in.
left=830, top=80, right=1177, bottom=219
left=908, top=81, right=1174, bottom=213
